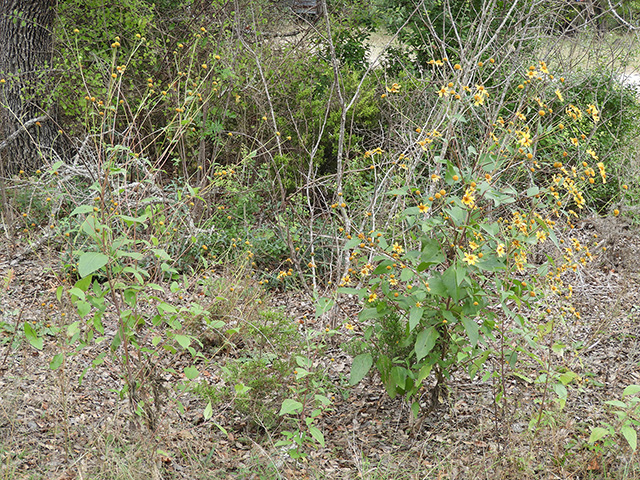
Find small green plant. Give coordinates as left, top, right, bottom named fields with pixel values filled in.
left=275, top=352, right=333, bottom=459
left=589, top=384, right=640, bottom=453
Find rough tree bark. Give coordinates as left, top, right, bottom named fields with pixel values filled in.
left=0, top=0, right=57, bottom=175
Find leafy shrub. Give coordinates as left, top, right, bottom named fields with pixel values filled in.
left=328, top=57, right=608, bottom=417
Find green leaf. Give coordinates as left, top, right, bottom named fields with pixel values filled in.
left=621, top=425, right=637, bottom=451
left=623, top=385, right=640, bottom=397
left=460, top=317, right=479, bottom=347
left=116, top=250, right=145, bottom=260
left=184, top=366, right=199, bottom=379
left=420, top=238, right=445, bottom=265
left=411, top=401, right=420, bottom=418
left=76, top=301, right=91, bottom=318
left=24, top=323, right=43, bottom=350
left=308, top=426, right=325, bottom=447
left=359, top=308, right=380, bottom=321
left=315, top=394, right=331, bottom=406
left=174, top=335, right=191, bottom=348
left=337, top=287, right=363, bottom=296
left=400, top=267, right=414, bottom=282
left=554, top=383, right=568, bottom=400
left=77, top=252, right=109, bottom=278
left=49, top=353, right=64, bottom=370
left=415, top=327, right=438, bottom=362
left=81, top=215, right=101, bottom=237
left=409, top=306, right=423, bottom=331
left=203, top=401, right=213, bottom=420
left=387, top=187, right=409, bottom=196
left=349, top=353, right=373, bottom=386
left=116, top=213, right=148, bottom=225
left=447, top=206, right=466, bottom=226
left=152, top=248, right=171, bottom=260
left=588, top=427, right=610, bottom=444
left=279, top=398, right=303, bottom=416
left=92, top=352, right=106, bottom=366
left=374, top=260, right=394, bottom=274
left=234, top=383, right=251, bottom=394
left=441, top=267, right=459, bottom=300
left=68, top=287, right=86, bottom=301
left=74, top=275, right=92, bottom=292
left=391, top=366, right=408, bottom=391
left=417, top=363, right=432, bottom=383
left=315, top=297, right=335, bottom=318
left=71, top=205, right=94, bottom=215
left=157, top=302, right=177, bottom=314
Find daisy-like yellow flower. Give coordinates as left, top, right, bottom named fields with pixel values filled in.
left=555, top=88, right=564, bottom=102
left=368, top=292, right=377, bottom=303
left=386, top=83, right=401, bottom=93
left=438, top=86, right=452, bottom=97
left=496, top=243, right=506, bottom=257
left=345, top=323, right=355, bottom=330
left=463, top=252, right=478, bottom=266
left=360, top=263, right=373, bottom=276
left=469, top=240, right=479, bottom=250
left=586, top=148, right=598, bottom=160
left=566, top=104, right=582, bottom=120
left=418, top=203, right=429, bottom=213
left=536, top=230, right=547, bottom=243
left=461, top=189, right=475, bottom=208
left=431, top=173, right=441, bottom=181
left=539, top=60, right=549, bottom=74
left=392, top=242, right=404, bottom=254
left=586, top=104, right=600, bottom=122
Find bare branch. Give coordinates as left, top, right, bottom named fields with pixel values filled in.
left=0, top=115, right=48, bottom=153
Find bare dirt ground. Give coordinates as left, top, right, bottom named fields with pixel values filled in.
left=1, top=214, right=640, bottom=479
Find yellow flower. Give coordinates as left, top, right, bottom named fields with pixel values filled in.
left=469, top=241, right=479, bottom=250
left=431, top=173, right=440, bottom=181
left=496, top=244, right=505, bottom=257
left=597, top=162, right=606, bottom=183
left=418, top=203, right=429, bottom=213
left=368, top=293, right=377, bottom=303
left=539, top=60, right=549, bottom=74
left=566, top=104, right=582, bottom=120
left=345, top=323, right=355, bottom=330
left=437, top=86, right=452, bottom=97
left=392, top=242, right=404, bottom=254
left=463, top=253, right=478, bottom=265
left=386, top=83, right=401, bottom=93
left=461, top=189, right=475, bottom=208
left=586, top=104, right=600, bottom=122
left=555, top=89, right=564, bottom=102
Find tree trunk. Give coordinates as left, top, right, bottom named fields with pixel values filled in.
left=0, top=0, right=57, bottom=175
